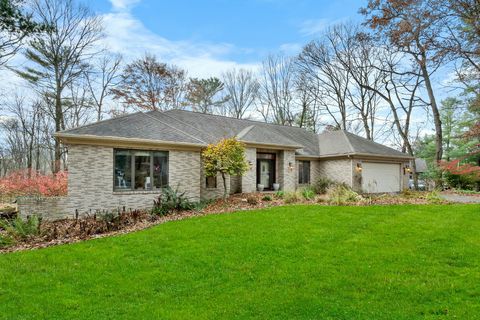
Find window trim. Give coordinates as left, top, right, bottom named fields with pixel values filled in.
left=113, top=149, right=169, bottom=192
left=298, top=160, right=311, bottom=184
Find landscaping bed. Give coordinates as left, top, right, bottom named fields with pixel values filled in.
left=1, top=188, right=451, bottom=253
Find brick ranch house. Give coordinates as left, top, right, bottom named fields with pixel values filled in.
left=19, top=109, right=413, bottom=219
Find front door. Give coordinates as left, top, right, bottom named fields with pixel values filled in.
left=257, top=159, right=275, bottom=190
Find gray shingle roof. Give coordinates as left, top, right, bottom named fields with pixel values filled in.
left=58, top=109, right=411, bottom=159
left=318, top=130, right=412, bottom=158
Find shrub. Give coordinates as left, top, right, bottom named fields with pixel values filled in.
left=0, top=170, right=67, bottom=197
left=192, top=199, right=213, bottom=211
left=274, top=190, right=285, bottom=199
left=284, top=191, right=300, bottom=204
left=262, top=195, right=272, bottom=201
left=0, top=215, right=41, bottom=240
left=326, top=184, right=363, bottom=205
left=0, top=233, right=14, bottom=248
left=425, top=190, right=444, bottom=204
left=313, top=177, right=334, bottom=194
left=301, top=186, right=315, bottom=200
left=247, top=196, right=258, bottom=205
left=152, top=186, right=195, bottom=216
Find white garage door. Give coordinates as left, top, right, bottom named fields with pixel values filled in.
left=362, top=162, right=401, bottom=193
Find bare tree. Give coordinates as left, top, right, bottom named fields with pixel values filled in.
left=361, top=0, right=448, bottom=162
left=222, top=68, right=259, bottom=119
left=186, top=77, right=229, bottom=114
left=0, top=95, right=43, bottom=175
left=16, top=0, right=103, bottom=173
left=258, top=54, right=295, bottom=125
left=111, top=53, right=187, bottom=111
left=85, top=54, right=122, bottom=121
left=326, top=24, right=385, bottom=140
left=297, top=40, right=350, bottom=130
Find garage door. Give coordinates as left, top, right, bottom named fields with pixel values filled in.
left=362, top=162, right=401, bottom=193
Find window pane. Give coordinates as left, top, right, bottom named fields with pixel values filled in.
left=298, top=161, right=304, bottom=184
left=153, top=151, right=168, bottom=188
left=134, top=154, right=152, bottom=190
left=114, top=150, right=132, bottom=190
left=298, top=161, right=310, bottom=184
left=206, top=176, right=216, bottom=188
left=304, top=161, right=310, bottom=184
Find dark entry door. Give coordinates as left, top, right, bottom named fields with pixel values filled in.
left=257, top=159, right=275, bottom=190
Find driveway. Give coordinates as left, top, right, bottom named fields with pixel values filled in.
left=440, top=192, right=480, bottom=203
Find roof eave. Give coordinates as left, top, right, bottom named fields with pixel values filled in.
left=240, top=140, right=302, bottom=150
left=55, top=133, right=206, bottom=149
left=318, top=152, right=414, bottom=160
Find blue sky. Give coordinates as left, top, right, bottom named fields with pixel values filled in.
left=86, top=0, right=364, bottom=77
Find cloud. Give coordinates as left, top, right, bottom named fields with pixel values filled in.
left=109, top=0, right=141, bottom=11
left=299, top=18, right=346, bottom=37
left=279, top=42, right=303, bottom=55
left=100, top=10, right=260, bottom=78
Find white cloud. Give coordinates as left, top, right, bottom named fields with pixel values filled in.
left=299, top=18, right=346, bottom=37
left=100, top=8, right=260, bottom=78
left=279, top=42, right=303, bottom=55
left=109, top=0, right=141, bottom=11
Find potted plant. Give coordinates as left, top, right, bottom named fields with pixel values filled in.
left=273, top=183, right=280, bottom=191
left=257, top=184, right=264, bottom=192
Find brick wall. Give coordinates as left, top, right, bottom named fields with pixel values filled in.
left=241, top=147, right=257, bottom=193
left=19, top=144, right=201, bottom=220
left=318, top=159, right=354, bottom=187
left=277, top=150, right=296, bottom=192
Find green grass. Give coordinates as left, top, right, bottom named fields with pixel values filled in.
left=1, top=204, right=480, bottom=319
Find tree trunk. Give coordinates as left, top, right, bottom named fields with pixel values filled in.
left=221, top=172, right=228, bottom=200
left=54, top=90, right=62, bottom=173
left=419, top=64, right=443, bottom=162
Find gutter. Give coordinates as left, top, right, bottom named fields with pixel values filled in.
left=55, top=133, right=207, bottom=148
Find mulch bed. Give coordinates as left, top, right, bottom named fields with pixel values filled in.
left=0, top=191, right=452, bottom=253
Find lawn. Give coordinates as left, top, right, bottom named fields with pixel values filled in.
left=1, top=204, right=479, bottom=319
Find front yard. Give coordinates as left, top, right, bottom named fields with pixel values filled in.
left=1, top=204, right=479, bottom=319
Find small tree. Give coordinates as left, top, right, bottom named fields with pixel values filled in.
left=202, top=138, right=249, bottom=200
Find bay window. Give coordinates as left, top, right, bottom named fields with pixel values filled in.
left=114, top=149, right=168, bottom=191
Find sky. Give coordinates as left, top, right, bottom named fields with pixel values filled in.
left=0, top=0, right=456, bottom=144
left=86, top=0, right=364, bottom=77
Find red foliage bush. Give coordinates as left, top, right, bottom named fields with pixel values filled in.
left=0, top=170, right=67, bottom=197
left=439, top=159, right=480, bottom=178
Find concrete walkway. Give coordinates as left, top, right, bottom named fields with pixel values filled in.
left=440, top=192, right=480, bottom=204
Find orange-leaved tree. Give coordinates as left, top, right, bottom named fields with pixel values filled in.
left=202, top=138, right=249, bottom=200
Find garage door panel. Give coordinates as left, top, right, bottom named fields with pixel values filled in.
left=362, top=162, right=400, bottom=193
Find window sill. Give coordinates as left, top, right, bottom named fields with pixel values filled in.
left=113, top=189, right=163, bottom=195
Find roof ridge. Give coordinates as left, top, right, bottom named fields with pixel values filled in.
left=152, top=110, right=219, bottom=142
left=59, top=111, right=143, bottom=133
left=342, top=130, right=356, bottom=153
left=165, top=109, right=310, bottom=131
left=343, top=131, right=405, bottom=154
left=142, top=112, right=207, bottom=144
left=235, top=125, right=255, bottom=140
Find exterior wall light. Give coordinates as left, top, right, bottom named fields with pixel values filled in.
left=356, top=163, right=362, bottom=172
left=288, top=162, right=294, bottom=171
left=404, top=165, right=411, bottom=175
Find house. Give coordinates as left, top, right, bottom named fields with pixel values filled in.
left=18, top=109, right=412, bottom=219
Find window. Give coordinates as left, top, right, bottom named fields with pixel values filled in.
left=114, top=149, right=168, bottom=191
left=206, top=175, right=217, bottom=188
left=298, top=161, right=310, bottom=184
